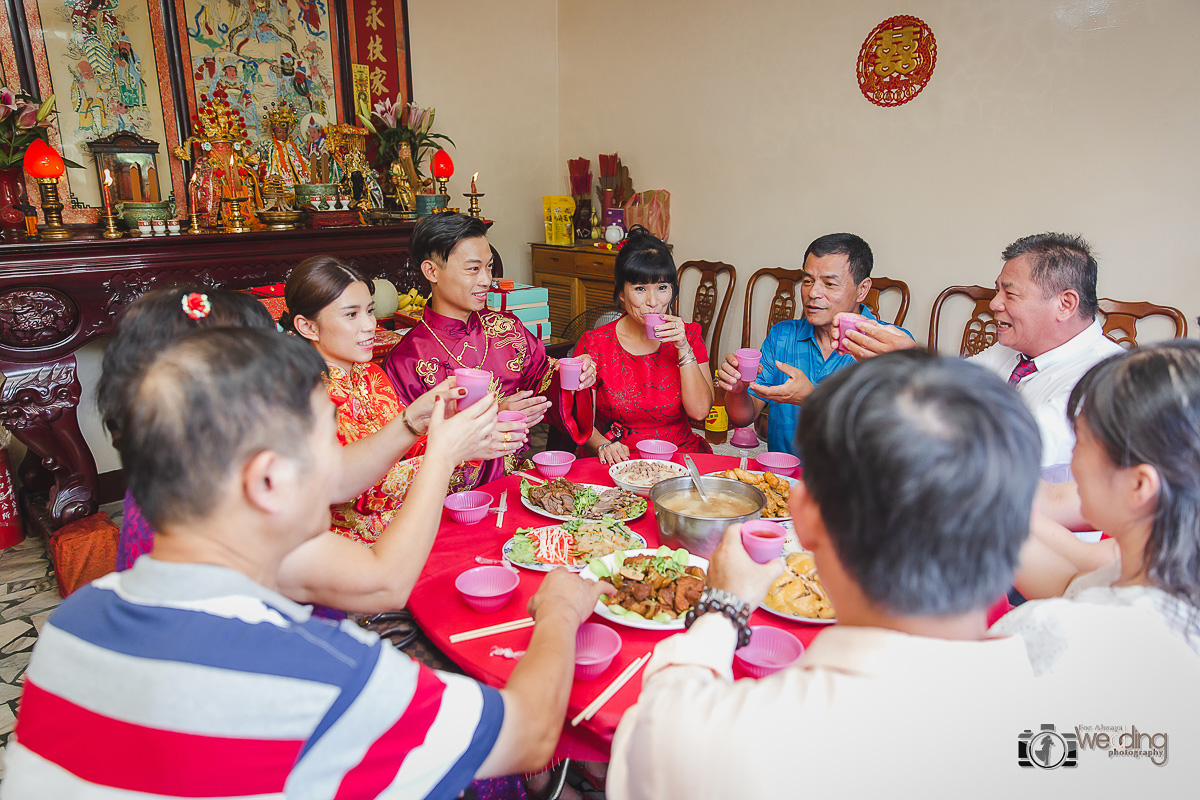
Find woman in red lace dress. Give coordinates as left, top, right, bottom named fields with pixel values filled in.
left=575, top=227, right=714, bottom=463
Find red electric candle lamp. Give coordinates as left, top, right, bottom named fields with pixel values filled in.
left=431, top=148, right=454, bottom=195
left=23, top=139, right=71, bottom=240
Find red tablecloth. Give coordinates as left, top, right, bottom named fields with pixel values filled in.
left=407, top=454, right=830, bottom=762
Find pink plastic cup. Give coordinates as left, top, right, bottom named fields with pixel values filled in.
left=735, top=348, right=762, bottom=382
left=558, top=357, right=584, bottom=390
left=643, top=313, right=665, bottom=340
left=497, top=410, right=528, bottom=430
left=740, top=520, right=787, bottom=563
left=453, top=368, right=492, bottom=410
left=574, top=622, right=622, bottom=680
left=532, top=450, right=576, bottom=479
left=735, top=626, right=804, bottom=677
left=729, top=426, right=759, bottom=449
left=443, top=490, right=493, bottom=525
left=833, top=312, right=867, bottom=355
left=636, top=439, right=678, bottom=460
left=455, top=566, right=520, bottom=613
left=754, top=451, right=801, bottom=478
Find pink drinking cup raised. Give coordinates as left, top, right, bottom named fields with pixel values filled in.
left=453, top=368, right=491, bottom=410
left=558, top=357, right=584, bottom=390
left=735, top=348, right=762, bottom=382
left=740, top=520, right=787, bottom=563
left=643, top=313, right=665, bottom=340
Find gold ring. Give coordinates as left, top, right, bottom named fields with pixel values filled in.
left=503, top=432, right=511, bottom=443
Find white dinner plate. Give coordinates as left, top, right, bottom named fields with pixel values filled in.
left=502, top=525, right=647, bottom=573
left=580, top=549, right=709, bottom=631
left=757, top=601, right=838, bottom=626
left=704, top=470, right=800, bottom=522
left=520, top=482, right=647, bottom=523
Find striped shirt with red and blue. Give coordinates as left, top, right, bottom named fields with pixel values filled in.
left=1, top=558, right=503, bottom=799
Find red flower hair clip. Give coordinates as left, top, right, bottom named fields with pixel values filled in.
left=182, top=292, right=212, bottom=320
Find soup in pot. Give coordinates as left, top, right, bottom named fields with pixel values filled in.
left=657, top=489, right=759, bottom=518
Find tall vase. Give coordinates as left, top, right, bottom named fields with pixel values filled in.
left=0, top=165, right=26, bottom=232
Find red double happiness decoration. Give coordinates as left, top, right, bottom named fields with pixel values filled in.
left=857, top=15, right=937, bottom=108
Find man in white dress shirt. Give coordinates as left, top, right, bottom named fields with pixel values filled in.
left=608, top=351, right=1045, bottom=797
left=968, top=233, right=1123, bottom=481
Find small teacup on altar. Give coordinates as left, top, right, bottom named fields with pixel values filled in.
left=166, top=220, right=181, bottom=234
left=323, top=195, right=336, bottom=210
left=338, top=195, right=351, bottom=210
left=151, top=219, right=166, bottom=234
left=137, top=220, right=152, bottom=235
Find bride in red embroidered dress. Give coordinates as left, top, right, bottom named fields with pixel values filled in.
left=284, top=256, right=525, bottom=544
left=576, top=227, right=714, bottom=464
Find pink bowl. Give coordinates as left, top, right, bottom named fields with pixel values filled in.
left=637, top=439, right=678, bottom=461
left=533, top=450, right=576, bottom=479
left=754, top=451, right=801, bottom=478
left=735, top=626, right=804, bottom=678
left=455, top=566, right=520, bottom=613
left=444, top=490, right=493, bottom=525
left=729, top=426, right=759, bottom=448
left=574, top=622, right=622, bottom=680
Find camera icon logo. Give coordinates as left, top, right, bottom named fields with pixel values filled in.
left=1018, top=724, right=1079, bottom=769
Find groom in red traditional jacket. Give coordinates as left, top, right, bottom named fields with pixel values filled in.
left=384, top=213, right=597, bottom=490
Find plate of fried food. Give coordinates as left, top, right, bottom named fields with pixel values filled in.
left=581, top=547, right=708, bottom=630
left=760, top=551, right=837, bottom=624
left=503, top=519, right=647, bottom=572
left=521, top=478, right=647, bottom=522
left=707, top=468, right=797, bottom=520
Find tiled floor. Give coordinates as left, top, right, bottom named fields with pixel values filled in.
left=0, top=534, right=59, bottom=779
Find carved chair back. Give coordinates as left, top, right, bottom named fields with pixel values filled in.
left=741, top=267, right=806, bottom=350
left=862, top=276, right=911, bottom=327
left=1097, top=298, right=1188, bottom=347
left=676, top=260, right=736, bottom=373
left=928, top=285, right=998, bottom=356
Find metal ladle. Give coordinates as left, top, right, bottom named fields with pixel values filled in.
left=684, top=455, right=711, bottom=503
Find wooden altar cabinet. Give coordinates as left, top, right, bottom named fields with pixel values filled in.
left=0, top=225, right=439, bottom=536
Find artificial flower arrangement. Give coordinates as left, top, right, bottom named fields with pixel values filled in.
left=0, top=87, right=81, bottom=170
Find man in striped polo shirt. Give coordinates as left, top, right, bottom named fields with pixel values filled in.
left=3, top=328, right=609, bottom=799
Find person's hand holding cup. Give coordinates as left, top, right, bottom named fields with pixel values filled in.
left=707, top=525, right=785, bottom=605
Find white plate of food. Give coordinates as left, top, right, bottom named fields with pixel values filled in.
left=520, top=478, right=647, bottom=522
left=608, top=459, right=688, bottom=498
left=502, top=520, right=647, bottom=572
left=580, top=547, right=708, bottom=630
left=759, top=551, right=837, bottom=625
left=706, top=467, right=799, bottom=521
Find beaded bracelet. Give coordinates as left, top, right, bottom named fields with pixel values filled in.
left=684, top=588, right=753, bottom=648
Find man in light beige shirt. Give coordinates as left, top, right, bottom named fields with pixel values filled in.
left=608, top=351, right=1045, bottom=796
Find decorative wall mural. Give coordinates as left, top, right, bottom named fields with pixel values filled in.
left=856, top=15, right=937, bottom=108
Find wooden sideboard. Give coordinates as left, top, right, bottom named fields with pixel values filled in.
left=0, top=224, right=508, bottom=535
left=529, top=243, right=619, bottom=334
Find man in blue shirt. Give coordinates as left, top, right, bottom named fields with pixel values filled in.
left=718, top=233, right=913, bottom=455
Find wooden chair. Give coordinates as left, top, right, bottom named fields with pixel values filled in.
left=1097, top=298, right=1188, bottom=347
left=676, top=260, right=736, bottom=373
left=927, top=285, right=998, bottom=356
left=741, top=267, right=806, bottom=349
left=863, top=276, right=911, bottom=327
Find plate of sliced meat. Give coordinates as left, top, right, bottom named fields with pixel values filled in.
left=581, top=547, right=708, bottom=630
left=520, top=477, right=647, bottom=522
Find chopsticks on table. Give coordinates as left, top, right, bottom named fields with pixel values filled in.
left=571, top=652, right=652, bottom=726
left=514, top=471, right=546, bottom=486
left=449, top=616, right=535, bottom=644
left=496, top=489, right=508, bottom=528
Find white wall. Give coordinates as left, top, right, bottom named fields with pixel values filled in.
left=556, top=0, right=1200, bottom=356
left=407, top=0, right=560, bottom=285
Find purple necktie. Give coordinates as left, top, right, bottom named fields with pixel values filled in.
left=1008, top=355, right=1037, bottom=386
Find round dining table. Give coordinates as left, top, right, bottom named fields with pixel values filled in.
left=406, top=453, right=831, bottom=762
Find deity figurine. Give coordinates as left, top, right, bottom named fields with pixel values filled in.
left=255, top=101, right=309, bottom=199
left=173, top=87, right=262, bottom=226
left=322, top=123, right=384, bottom=209
left=388, top=160, right=415, bottom=212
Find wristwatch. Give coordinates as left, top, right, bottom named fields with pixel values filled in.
left=685, top=587, right=754, bottom=648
